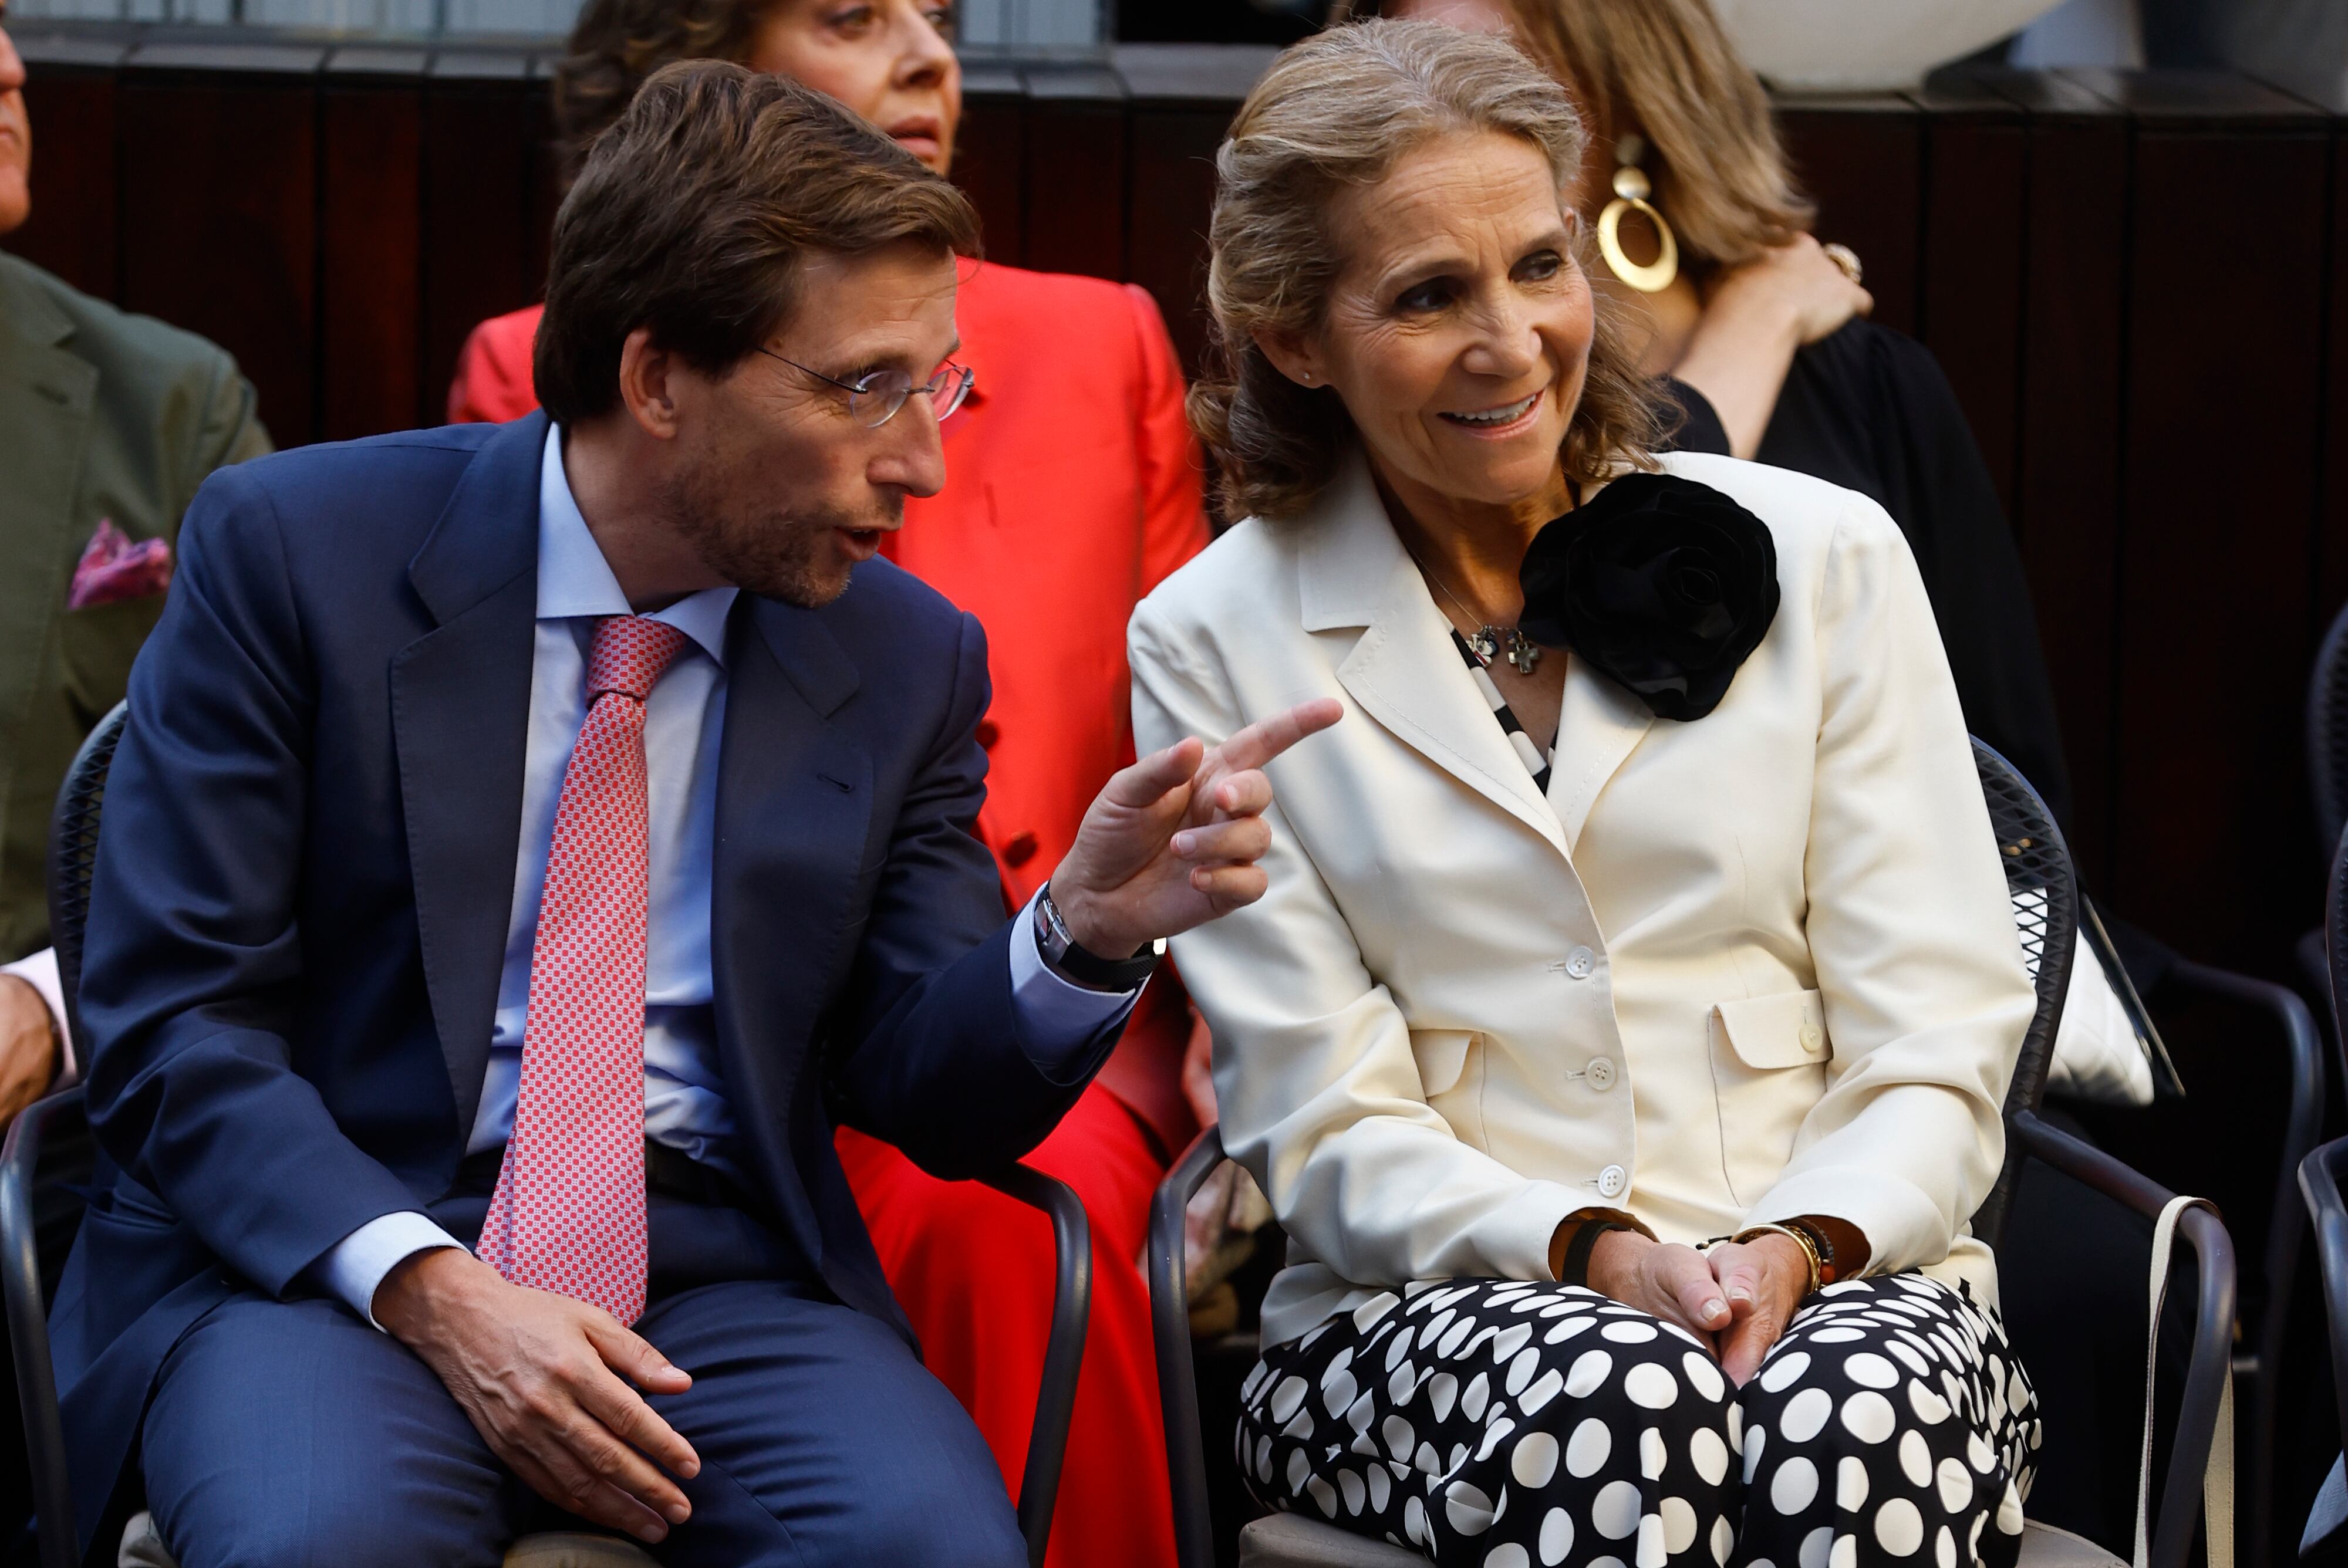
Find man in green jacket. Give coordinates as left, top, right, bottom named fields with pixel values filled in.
left=0, top=0, right=270, bottom=1122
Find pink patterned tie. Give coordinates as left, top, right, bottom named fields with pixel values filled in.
left=478, top=615, right=691, bottom=1323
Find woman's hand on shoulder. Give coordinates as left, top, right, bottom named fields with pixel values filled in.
left=1585, top=1230, right=1731, bottom=1350
left=1704, top=1232, right=1814, bottom=1386
left=1708, top=233, right=1873, bottom=349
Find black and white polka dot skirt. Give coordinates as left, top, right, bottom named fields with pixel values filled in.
left=1236, top=1274, right=2039, bottom=1568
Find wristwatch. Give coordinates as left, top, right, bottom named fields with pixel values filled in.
left=1034, top=881, right=1165, bottom=993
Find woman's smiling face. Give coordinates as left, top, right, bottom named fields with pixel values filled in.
left=1271, top=129, right=1592, bottom=516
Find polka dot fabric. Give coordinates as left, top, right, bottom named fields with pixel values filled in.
left=477, top=616, right=690, bottom=1326
left=1236, top=1274, right=2038, bottom=1568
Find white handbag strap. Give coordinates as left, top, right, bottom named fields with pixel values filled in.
left=2134, top=1195, right=2234, bottom=1568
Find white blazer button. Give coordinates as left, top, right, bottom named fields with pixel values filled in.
left=1597, top=1164, right=1628, bottom=1199
left=1564, top=946, right=1596, bottom=979
left=1800, top=1025, right=1824, bottom=1052
left=1585, top=1057, right=1617, bottom=1091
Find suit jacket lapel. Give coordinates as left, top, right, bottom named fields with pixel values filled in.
left=711, top=593, right=869, bottom=1267
left=1300, top=452, right=1568, bottom=858
left=0, top=269, right=97, bottom=806
left=390, top=413, right=545, bottom=1136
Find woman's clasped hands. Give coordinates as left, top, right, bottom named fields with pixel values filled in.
left=1584, top=1226, right=1815, bottom=1386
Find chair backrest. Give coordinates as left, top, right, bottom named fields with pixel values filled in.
left=2309, top=600, right=2348, bottom=867
left=45, top=701, right=130, bottom=1048
left=2329, top=817, right=2348, bottom=1043
left=1969, top=736, right=2079, bottom=1249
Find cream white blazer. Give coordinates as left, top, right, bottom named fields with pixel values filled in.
left=1129, top=449, right=2036, bottom=1347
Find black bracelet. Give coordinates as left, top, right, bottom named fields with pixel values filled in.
left=1786, top=1217, right=1838, bottom=1284
left=1559, top=1219, right=1628, bottom=1288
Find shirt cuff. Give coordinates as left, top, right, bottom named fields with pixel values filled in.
left=317, top=1211, right=467, bottom=1330
left=0, top=948, right=72, bottom=1087
left=1008, top=887, right=1145, bottom=1080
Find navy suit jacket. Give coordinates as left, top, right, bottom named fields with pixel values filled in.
left=49, top=412, right=1111, bottom=1549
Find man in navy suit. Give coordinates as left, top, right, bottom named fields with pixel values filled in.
left=52, top=60, right=1335, bottom=1567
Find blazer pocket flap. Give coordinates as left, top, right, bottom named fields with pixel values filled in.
left=1411, top=1029, right=1479, bottom=1097
left=1714, top=989, right=1829, bottom=1069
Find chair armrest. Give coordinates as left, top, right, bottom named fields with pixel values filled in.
left=2161, top=962, right=2323, bottom=1350
left=4, top=1085, right=84, bottom=1568
left=2012, top=1111, right=2236, bottom=1568
left=1148, top=1127, right=1229, bottom=1568
left=976, top=1163, right=1091, bottom=1568
left=2298, top=1138, right=2348, bottom=1513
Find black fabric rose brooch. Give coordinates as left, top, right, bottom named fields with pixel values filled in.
left=1517, top=473, right=1780, bottom=722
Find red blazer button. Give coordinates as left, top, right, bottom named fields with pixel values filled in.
left=975, top=719, right=1000, bottom=749
left=1003, top=831, right=1039, bottom=867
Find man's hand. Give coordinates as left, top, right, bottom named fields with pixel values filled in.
left=373, top=1248, right=699, bottom=1543
left=0, top=976, right=59, bottom=1124
left=1705, top=1232, right=1812, bottom=1385
left=1049, top=698, right=1343, bottom=959
left=1585, top=1229, right=1731, bottom=1350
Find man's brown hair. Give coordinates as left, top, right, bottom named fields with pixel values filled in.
left=534, top=58, right=980, bottom=427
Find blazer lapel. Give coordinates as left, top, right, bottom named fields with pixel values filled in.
left=1300, top=453, right=1568, bottom=857
left=1550, top=660, right=1654, bottom=855
left=390, top=414, right=545, bottom=1136
left=710, top=593, right=870, bottom=1268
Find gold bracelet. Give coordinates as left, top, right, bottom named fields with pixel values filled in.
left=1730, top=1222, right=1823, bottom=1296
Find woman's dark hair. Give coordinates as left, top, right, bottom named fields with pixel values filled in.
left=552, top=0, right=778, bottom=173
left=534, top=59, right=980, bottom=425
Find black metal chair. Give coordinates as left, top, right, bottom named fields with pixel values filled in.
left=4, top=701, right=1095, bottom=1568
left=2290, top=802, right=2348, bottom=1556
left=1148, top=739, right=2239, bottom=1568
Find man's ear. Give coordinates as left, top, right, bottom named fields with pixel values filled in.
left=1253, top=327, right=1328, bottom=393
left=616, top=327, right=683, bottom=441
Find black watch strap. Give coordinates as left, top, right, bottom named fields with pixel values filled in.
left=1560, top=1219, right=1628, bottom=1288
left=1034, top=882, right=1164, bottom=992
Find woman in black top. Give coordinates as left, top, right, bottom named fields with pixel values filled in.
left=1344, top=0, right=2074, bottom=826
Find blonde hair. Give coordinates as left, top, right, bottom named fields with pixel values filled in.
left=1190, top=19, right=1665, bottom=523
left=1335, top=0, right=1814, bottom=269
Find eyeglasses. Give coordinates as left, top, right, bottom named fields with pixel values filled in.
left=756, top=348, right=976, bottom=428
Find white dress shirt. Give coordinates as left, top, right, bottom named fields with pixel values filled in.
left=318, top=425, right=1138, bottom=1325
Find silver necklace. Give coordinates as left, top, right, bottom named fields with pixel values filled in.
left=1416, top=557, right=1543, bottom=675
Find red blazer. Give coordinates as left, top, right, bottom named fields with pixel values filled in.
left=447, top=260, right=1213, bottom=1147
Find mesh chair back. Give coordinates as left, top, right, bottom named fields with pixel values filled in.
left=1969, top=737, right=2078, bottom=1249
left=45, top=702, right=129, bottom=1047
left=2327, top=816, right=2348, bottom=1047
left=2310, top=601, right=2348, bottom=865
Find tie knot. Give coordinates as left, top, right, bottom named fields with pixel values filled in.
left=586, top=616, right=692, bottom=703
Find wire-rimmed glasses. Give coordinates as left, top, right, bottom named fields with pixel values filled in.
left=756, top=347, right=976, bottom=428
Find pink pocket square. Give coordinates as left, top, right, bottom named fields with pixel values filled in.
left=68, top=519, right=173, bottom=611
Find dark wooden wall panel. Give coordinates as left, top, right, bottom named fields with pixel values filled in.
left=1776, top=94, right=1923, bottom=334
left=954, top=70, right=1026, bottom=268
left=119, top=50, right=321, bottom=446
left=1912, top=80, right=2027, bottom=518
left=1124, top=106, right=1225, bottom=376
left=2005, top=75, right=2131, bottom=887
left=1021, top=70, right=1125, bottom=281
left=2107, top=93, right=2330, bottom=967
left=9, top=49, right=119, bottom=299
left=319, top=60, right=424, bottom=442
left=420, top=59, right=539, bottom=427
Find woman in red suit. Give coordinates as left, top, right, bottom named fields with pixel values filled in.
left=448, top=6, right=1209, bottom=1563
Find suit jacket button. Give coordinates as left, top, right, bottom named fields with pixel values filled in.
left=976, top=719, right=1000, bottom=749
left=1003, top=831, right=1039, bottom=867
left=1585, top=1057, right=1617, bottom=1091
left=1564, top=946, right=1596, bottom=980
left=1597, top=1164, right=1628, bottom=1199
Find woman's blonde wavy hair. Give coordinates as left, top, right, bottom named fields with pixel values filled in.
left=1190, top=19, right=1666, bottom=524
left=1334, top=0, right=1814, bottom=269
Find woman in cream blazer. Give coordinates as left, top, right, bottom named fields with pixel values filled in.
left=1129, top=21, right=2041, bottom=1568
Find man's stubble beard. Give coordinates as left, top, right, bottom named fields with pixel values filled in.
left=657, top=462, right=903, bottom=610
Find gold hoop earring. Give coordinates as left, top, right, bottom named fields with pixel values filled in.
left=1597, top=134, right=1679, bottom=294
